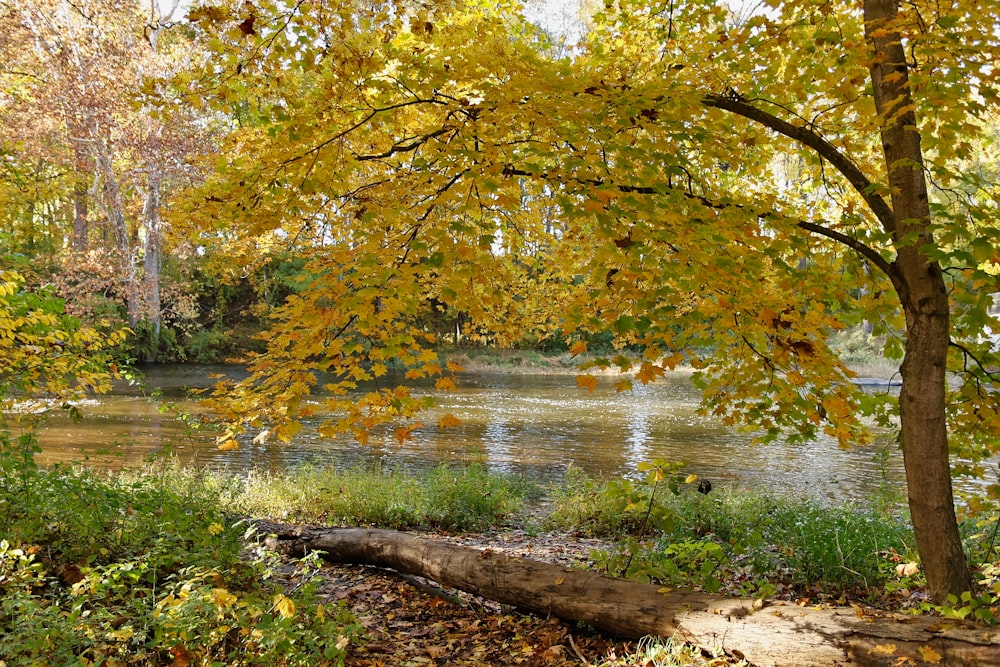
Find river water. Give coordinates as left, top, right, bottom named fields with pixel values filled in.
left=27, top=364, right=919, bottom=504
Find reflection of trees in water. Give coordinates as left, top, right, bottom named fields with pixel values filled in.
left=30, top=368, right=939, bottom=503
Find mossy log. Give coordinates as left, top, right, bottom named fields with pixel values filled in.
left=256, top=522, right=999, bottom=666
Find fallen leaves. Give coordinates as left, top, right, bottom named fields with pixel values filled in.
left=918, top=645, right=943, bottom=663
left=290, top=531, right=635, bottom=666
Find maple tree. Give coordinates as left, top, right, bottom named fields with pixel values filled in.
left=179, top=0, right=1000, bottom=603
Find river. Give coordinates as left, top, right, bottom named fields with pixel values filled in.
left=25, top=364, right=923, bottom=504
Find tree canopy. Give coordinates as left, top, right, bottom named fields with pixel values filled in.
left=175, top=0, right=1000, bottom=601
left=3, top=0, right=999, bottom=604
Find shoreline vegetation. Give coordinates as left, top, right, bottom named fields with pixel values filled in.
left=437, top=340, right=902, bottom=381
left=2, top=453, right=998, bottom=666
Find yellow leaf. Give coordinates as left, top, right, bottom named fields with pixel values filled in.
left=273, top=593, right=296, bottom=619
left=636, top=363, right=665, bottom=384
left=569, top=340, right=588, bottom=356
left=445, top=361, right=464, bottom=372
left=211, top=587, right=237, bottom=609
left=918, top=645, right=943, bottom=663
left=685, top=474, right=699, bottom=484
left=554, top=577, right=565, bottom=585
left=435, top=376, right=457, bottom=391
left=208, top=522, right=224, bottom=535
left=870, top=644, right=897, bottom=655
left=613, top=379, right=633, bottom=392
left=438, top=413, right=462, bottom=429
left=217, top=438, right=240, bottom=451
left=576, top=374, right=599, bottom=392
left=822, top=396, right=852, bottom=420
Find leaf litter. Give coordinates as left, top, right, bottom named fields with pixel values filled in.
left=268, top=526, right=747, bottom=666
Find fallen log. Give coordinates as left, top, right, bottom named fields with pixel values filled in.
left=256, top=522, right=1000, bottom=667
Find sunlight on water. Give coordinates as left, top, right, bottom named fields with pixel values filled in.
left=28, top=364, right=942, bottom=504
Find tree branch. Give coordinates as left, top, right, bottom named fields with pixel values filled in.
left=702, top=94, right=897, bottom=234
left=500, top=166, right=892, bottom=276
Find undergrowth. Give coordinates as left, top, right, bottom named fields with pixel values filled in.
left=4, top=438, right=998, bottom=667
left=0, top=434, right=362, bottom=666
left=545, top=463, right=1000, bottom=619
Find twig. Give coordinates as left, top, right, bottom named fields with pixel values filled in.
left=568, top=633, right=590, bottom=665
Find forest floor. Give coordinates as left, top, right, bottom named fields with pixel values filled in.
left=270, top=526, right=749, bottom=667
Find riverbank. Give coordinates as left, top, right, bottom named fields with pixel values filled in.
left=438, top=346, right=901, bottom=381
left=3, top=454, right=999, bottom=665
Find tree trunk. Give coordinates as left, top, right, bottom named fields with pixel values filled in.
left=140, top=169, right=163, bottom=362
left=864, top=0, right=972, bottom=602
left=72, top=143, right=90, bottom=252
left=92, top=141, right=142, bottom=327
left=258, top=523, right=999, bottom=667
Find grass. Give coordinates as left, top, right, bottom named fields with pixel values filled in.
left=545, top=465, right=922, bottom=602
left=224, top=462, right=541, bottom=530
left=595, top=635, right=743, bottom=667
left=0, top=438, right=363, bottom=666
left=440, top=346, right=580, bottom=372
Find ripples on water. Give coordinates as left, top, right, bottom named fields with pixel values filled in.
left=28, top=364, right=938, bottom=504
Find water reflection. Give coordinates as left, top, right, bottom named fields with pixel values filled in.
left=29, top=364, right=928, bottom=504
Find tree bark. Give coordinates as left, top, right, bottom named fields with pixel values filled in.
left=864, top=0, right=972, bottom=601
left=258, top=523, right=999, bottom=667
left=92, top=140, right=142, bottom=327
left=139, top=168, right=163, bottom=362
left=72, top=142, right=90, bottom=253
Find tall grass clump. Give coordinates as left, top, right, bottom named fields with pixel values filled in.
left=545, top=465, right=918, bottom=600
left=227, top=462, right=540, bottom=531
left=0, top=438, right=362, bottom=666
left=665, top=487, right=916, bottom=596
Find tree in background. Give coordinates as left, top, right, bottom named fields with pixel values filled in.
left=175, top=0, right=998, bottom=603
left=0, top=0, right=209, bottom=360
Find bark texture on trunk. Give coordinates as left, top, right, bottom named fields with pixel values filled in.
left=72, top=143, right=90, bottom=253
left=140, top=169, right=163, bottom=362
left=864, top=0, right=972, bottom=601
left=92, top=142, right=142, bottom=327
left=259, top=523, right=999, bottom=667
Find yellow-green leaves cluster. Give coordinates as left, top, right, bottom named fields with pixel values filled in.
left=0, top=270, right=127, bottom=429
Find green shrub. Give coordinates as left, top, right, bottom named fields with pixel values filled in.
left=546, top=466, right=918, bottom=599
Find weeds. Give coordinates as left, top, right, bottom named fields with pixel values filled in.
left=596, top=634, right=744, bottom=667
left=547, top=465, right=924, bottom=602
